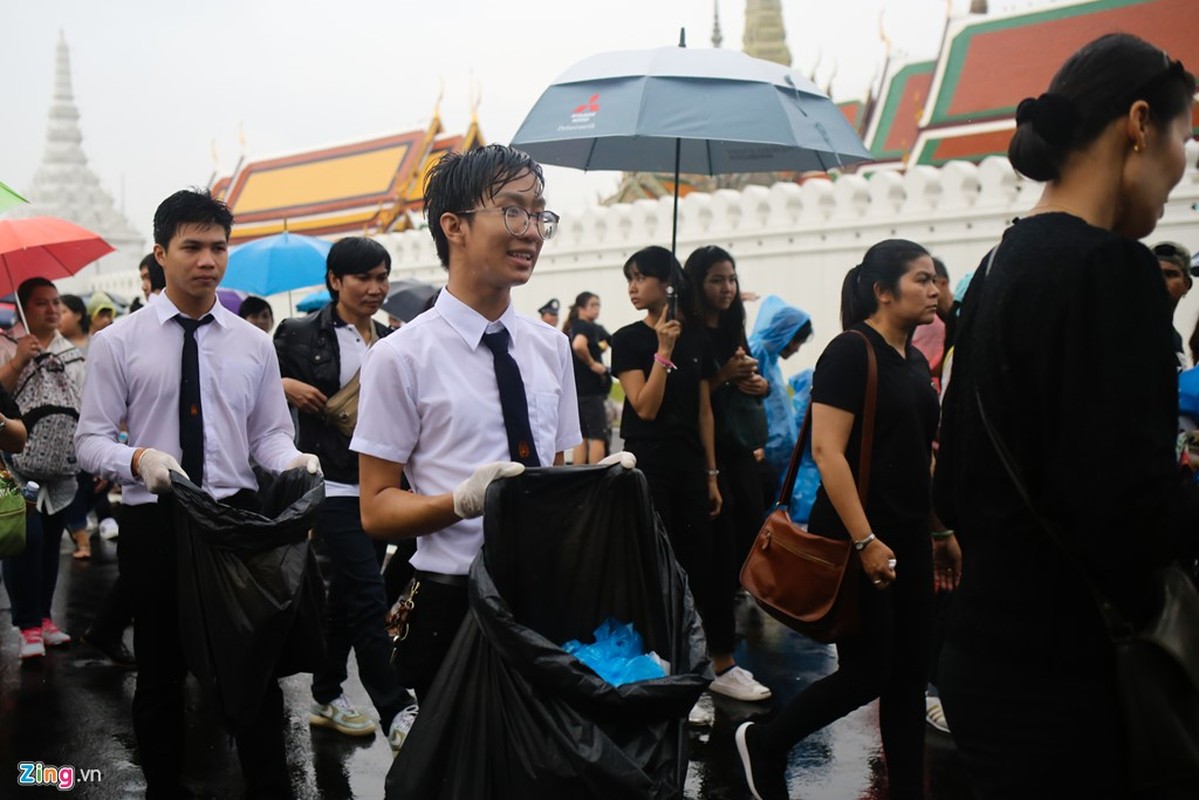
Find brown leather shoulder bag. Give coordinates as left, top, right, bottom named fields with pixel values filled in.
left=740, top=329, right=877, bottom=643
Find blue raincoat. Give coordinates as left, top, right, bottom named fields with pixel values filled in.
left=748, top=296, right=811, bottom=494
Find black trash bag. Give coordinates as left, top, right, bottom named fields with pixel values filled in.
left=386, top=465, right=711, bottom=800
left=171, top=468, right=326, bottom=732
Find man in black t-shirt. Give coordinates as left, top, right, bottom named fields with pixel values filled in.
left=566, top=293, right=612, bottom=464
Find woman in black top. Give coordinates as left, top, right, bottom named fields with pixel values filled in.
left=933, top=35, right=1198, bottom=798
left=682, top=246, right=773, bottom=706
left=735, top=240, right=944, bottom=800
left=612, top=246, right=771, bottom=717
left=564, top=291, right=612, bottom=465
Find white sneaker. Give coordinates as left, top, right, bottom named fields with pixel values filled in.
left=309, top=694, right=376, bottom=737
left=389, top=704, right=419, bottom=752
left=688, top=694, right=715, bottom=727
left=709, top=665, right=772, bottom=702
left=925, top=694, right=951, bottom=733
left=98, top=518, right=119, bottom=541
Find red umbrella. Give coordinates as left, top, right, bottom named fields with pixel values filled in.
left=0, top=216, right=115, bottom=329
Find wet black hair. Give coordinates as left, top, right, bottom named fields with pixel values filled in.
left=60, top=294, right=88, bottom=333
left=423, top=144, right=545, bottom=268
left=622, top=246, right=690, bottom=317
left=1009, top=33, right=1195, bottom=182
left=932, top=257, right=949, bottom=281
left=325, top=237, right=392, bottom=301
left=840, top=239, right=931, bottom=330
left=238, top=296, right=272, bottom=319
left=139, top=252, right=165, bottom=291
left=152, top=188, right=234, bottom=248
left=684, top=245, right=746, bottom=347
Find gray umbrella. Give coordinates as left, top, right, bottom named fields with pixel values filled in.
left=382, top=278, right=437, bottom=324
left=512, top=36, right=873, bottom=256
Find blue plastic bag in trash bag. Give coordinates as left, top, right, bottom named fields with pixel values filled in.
left=564, top=618, right=667, bottom=687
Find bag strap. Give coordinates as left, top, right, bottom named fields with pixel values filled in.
left=777, top=329, right=878, bottom=508
left=969, top=245, right=1134, bottom=640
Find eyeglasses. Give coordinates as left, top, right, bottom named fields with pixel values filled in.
left=456, top=206, right=560, bottom=240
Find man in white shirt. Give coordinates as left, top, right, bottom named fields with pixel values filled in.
left=355, top=145, right=588, bottom=705
left=75, top=189, right=318, bottom=800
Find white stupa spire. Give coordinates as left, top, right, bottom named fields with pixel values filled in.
left=14, top=31, right=143, bottom=277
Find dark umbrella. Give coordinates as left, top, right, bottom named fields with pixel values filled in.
left=511, top=32, right=873, bottom=257
left=381, top=279, right=437, bottom=324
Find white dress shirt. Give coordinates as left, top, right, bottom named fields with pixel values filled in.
left=75, top=292, right=300, bottom=505
left=352, top=289, right=581, bottom=575
left=324, top=320, right=370, bottom=499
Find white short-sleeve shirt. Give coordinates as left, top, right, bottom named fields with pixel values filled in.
left=352, top=289, right=581, bottom=575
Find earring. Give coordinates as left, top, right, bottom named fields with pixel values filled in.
left=1134, top=142, right=1144, bottom=153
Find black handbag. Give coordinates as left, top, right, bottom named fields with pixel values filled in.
left=976, top=389, right=1199, bottom=794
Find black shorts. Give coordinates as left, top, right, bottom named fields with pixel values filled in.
left=577, top=394, right=609, bottom=441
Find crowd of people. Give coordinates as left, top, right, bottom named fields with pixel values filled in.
left=0, top=31, right=1195, bottom=800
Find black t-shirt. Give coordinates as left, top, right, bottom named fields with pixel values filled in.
left=568, top=319, right=611, bottom=396
left=612, top=320, right=715, bottom=466
left=935, top=213, right=1199, bottom=665
left=806, top=323, right=939, bottom=538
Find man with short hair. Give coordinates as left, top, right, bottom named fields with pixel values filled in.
left=1154, top=241, right=1193, bottom=370
left=76, top=188, right=318, bottom=799
left=355, top=145, right=588, bottom=712
left=274, top=236, right=419, bottom=751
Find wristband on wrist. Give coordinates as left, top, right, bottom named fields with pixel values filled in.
left=131, top=447, right=147, bottom=478
left=652, top=353, right=677, bottom=372
left=852, top=532, right=877, bottom=551
left=706, top=468, right=719, bottom=477
left=931, top=529, right=955, bottom=540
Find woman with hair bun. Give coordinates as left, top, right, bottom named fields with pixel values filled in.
left=934, top=34, right=1198, bottom=796
left=735, top=240, right=943, bottom=800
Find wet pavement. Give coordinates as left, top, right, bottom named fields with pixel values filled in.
left=1, top=533, right=971, bottom=799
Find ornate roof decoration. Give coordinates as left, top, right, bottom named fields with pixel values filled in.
left=911, top=0, right=1198, bottom=166
left=212, top=102, right=483, bottom=244
left=743, top=0, right=792, bottom=67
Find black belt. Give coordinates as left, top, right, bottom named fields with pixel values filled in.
left=413, top=569, right=468, bottom=588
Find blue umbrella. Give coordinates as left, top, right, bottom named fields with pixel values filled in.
left=222, top=231, right=331, bottom=296
left=296, top=289, right=331, bottom=313
left=512, top=34, right=872, bottom=255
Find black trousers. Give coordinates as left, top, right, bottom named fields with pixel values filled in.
left=636, top=458, right=735, bottom=656
left=311, top=497, right=415, bottom=726
left=758, top=526, right=934, bottom=800
left=392, top=575, right=469, bottom=702
left=121, top=501, right=292, bottom=799
left=716, top=445, right=767, bottom=584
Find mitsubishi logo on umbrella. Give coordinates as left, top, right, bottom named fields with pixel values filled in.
left=567, top=93, right=600, bottom=129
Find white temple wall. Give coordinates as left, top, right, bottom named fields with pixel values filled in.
left=379, top=145, right=1199, bottom=378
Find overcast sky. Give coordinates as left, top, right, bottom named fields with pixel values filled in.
left=1, top=0, right=1050, bottom=243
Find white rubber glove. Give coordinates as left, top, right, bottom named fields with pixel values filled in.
left=287, top=453, right=322, bottom=475
left=452, top=461, right=525, bottom=519
left=597, top=451, right=637, bottom=469
left=139, top=449, right=187, bottom=494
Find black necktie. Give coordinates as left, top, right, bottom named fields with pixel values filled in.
left=175, top=314, right=214, bottom=485
left=481, top=329, right=540, bottom=467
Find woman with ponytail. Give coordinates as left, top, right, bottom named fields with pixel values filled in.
left=933, top=34, right=1197, bottom=797
left=736, top=240, right=943, bottom=800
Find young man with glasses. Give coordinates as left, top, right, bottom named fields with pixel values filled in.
left=355, top=146, right=631, bottom=721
